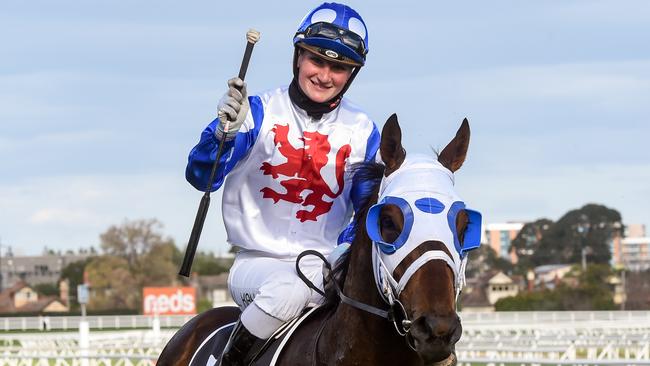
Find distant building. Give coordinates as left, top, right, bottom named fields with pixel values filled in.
left=611, top=224, right=650, bottom=271
left=533, top=264, right=573, bottom=289
left=0, top=253, right=91, bottom=291
left=484, top=223, right=525, bottom=263
left=461, top=271, right=521, bottom=312
left=620, top=237, right=650, bottom=271
left=0, top=281, right=69, bottom=314
left=486, top=272, right=519, bottom=305
left=626, top=224, right=646, bottom=238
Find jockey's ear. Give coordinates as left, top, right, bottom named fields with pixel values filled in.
left=438, top=118, right=470, bottom=173
left=380, top=113, right=406, bottom=176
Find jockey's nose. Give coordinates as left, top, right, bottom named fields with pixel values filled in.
left=316, top=66, right=333, bottom=84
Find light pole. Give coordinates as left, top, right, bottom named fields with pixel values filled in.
left=0, top=239, right=15, bottom=293
left=0, top=237, right=5, bottom=292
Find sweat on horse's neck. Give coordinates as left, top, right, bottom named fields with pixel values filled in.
left=318, top=219, right=422, bottom=365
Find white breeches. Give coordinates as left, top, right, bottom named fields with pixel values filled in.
left=227, top=251, right=325, bottom=338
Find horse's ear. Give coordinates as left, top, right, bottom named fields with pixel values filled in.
left=438, top=118, right=470, bottom=172
left=380, top=113, right=406, bottom=176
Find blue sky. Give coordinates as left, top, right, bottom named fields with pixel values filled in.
left=1, top=1, right=649, bottom=255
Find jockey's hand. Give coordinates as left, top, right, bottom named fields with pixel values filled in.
left=216, top=77, right=249, bottom=141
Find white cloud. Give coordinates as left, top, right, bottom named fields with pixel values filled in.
left=30, top=208, right=95, bottom=224
left=357, top=60, right=650, bottom=106
left=0, top=173, right=229, bottom=256
left=459, top=162, right=650, bottom=228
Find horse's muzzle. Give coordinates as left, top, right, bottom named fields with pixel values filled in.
left=410, top=314, right=462, bottom=365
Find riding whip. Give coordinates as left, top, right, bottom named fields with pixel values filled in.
left=179, top=29, right=261, bottom=277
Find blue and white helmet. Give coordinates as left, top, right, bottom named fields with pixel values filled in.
left=293, top=2, right=369, bottom=66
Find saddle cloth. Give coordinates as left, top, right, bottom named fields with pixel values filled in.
left=189, top=307, right=320, bottom=366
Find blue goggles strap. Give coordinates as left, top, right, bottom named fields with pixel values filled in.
left=447, top=202, right=483, bottom=257
left=462, top=209, right=482, bottom=255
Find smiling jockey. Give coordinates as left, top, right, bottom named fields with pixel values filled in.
left=185, top=3, right=379, bottom=365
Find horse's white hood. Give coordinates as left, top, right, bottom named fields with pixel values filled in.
left=367, top=154, right=482, bottom=302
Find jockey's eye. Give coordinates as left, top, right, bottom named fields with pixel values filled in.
left=379, top=205, right=403, bottom=244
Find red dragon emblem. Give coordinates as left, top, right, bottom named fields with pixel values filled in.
left=260, top=123, right=351, bottom=222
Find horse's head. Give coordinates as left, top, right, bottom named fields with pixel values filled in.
left=366, top=114, right=481, bottom=365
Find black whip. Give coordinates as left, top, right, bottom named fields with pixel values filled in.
left=179, top=29, right=261, bottom=277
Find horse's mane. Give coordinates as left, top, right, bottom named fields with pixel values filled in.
left=322, top=161, right=385, bottom=308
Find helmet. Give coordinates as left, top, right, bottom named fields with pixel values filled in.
left=293, top=2, right=369, bottom=66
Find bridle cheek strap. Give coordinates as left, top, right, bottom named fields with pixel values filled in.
left=373, top=244, right=463, bottom=305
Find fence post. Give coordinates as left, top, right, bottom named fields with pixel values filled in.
left=79, top=320, right=90, bottom=366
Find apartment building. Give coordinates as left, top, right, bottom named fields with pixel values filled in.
left=0, top=253, right=90, bottom=291
left=610, top=224, right=650, bottom=271
left=484, top=222, right=525, bottom=263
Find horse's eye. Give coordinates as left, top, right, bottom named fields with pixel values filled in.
left=379, top=205, right=403, bottom=244
left=456, top=210, right=469, bottom=248
left=380, top=216, right=396, bottom=230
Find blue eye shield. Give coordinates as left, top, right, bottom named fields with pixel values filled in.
left=366, top=195, right=482, bottom=257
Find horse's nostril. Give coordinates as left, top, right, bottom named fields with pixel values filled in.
left=429, top=317, right=449, bottom=338
left=448, top=316, right=462, bottom=344
left=413, top=315, right=461, bottom=342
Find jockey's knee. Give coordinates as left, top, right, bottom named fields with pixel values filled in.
left=254, top=271, right=313, bottom=322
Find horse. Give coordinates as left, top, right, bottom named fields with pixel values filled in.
left=158, top=114, right=481, bottom=365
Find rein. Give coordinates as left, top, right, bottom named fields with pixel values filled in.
left=296, top=250, right=414, bottom=346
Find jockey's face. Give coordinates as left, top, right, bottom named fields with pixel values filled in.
left=297, top=50, right=354, bottom=104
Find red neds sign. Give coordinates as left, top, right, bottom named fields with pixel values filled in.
left=142, top=287, right=196, bottom=315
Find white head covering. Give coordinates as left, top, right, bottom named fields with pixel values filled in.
left=366, top=154, right=481, bottom=303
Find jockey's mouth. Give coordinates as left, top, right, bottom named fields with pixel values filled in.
left=309, top=79, right=334, bottom=90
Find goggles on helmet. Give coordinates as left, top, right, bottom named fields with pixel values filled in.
left=299, top=22, right=367, bottom=59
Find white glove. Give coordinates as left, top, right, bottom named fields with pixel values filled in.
left=216, top=77, right=249, bottom=141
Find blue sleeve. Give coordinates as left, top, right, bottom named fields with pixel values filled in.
left=350, top=123, right=380, bottom=214
left=338, top=122, right=380, bottom=246
left=185, top=96, right=264, bottom=192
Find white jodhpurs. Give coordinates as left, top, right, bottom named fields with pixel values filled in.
left=227, top=251, right=325, bottom=339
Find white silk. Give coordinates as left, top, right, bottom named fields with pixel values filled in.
left=222, top=86, right=377, bottom=257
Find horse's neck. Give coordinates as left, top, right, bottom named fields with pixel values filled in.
left=342, top=238, right=384, bottom=308
left=322, top=237, right=420, bottom=365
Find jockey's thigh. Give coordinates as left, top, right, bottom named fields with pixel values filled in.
left=228, top=251, right=324, bottom=322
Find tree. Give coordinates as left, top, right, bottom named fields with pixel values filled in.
left=88, top=218, right=182, bottom=311
left=531, top=204, right=622, bottom=266
left=137, top=241, right=180, bottom=287
left=510, top=219, right=553, bottom=273
left=33, top=283, right=59, bottom=296
left=191, top=251, right=232, bottom=275
left=59, top=258, right=93, bottom=303
left=100, top=218, right=176, bottom=272
left=465, top=245, right=513, bottom=279
left=495, top=264, right=616, bottom=311
left=85, top=255, right=139, bottom=310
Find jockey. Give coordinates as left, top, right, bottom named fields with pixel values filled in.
left=185, top=3, right=378, bottom=365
